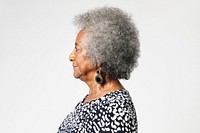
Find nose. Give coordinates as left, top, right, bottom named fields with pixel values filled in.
left=69, top=50, right=75, bottom=61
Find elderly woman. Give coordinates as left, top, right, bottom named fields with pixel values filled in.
left=58, top=7, right=140, bottom=133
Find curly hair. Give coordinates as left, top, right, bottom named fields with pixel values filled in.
left=73, top=7, right=140, bottom=80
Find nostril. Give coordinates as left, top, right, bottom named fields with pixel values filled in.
left=69, top=52, right=75, bottom=61
left=69, top=56, right=74, bottom=61
left=69, top=55, right=73, bottom=61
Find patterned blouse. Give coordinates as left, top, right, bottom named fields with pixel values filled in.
left=57, top=89, right=137, bottom=133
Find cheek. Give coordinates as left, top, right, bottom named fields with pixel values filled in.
left=77, top=52, right=94, bottom=70
left=81, top=59, right=94, bottom=72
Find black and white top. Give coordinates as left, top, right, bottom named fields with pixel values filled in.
left=57, top=89, right=137, bottom=133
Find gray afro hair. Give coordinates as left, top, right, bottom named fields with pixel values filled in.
left=73, top=7, right=140, bottom=80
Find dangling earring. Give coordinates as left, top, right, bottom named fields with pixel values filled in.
left=95, top=69, right=104, bottom=84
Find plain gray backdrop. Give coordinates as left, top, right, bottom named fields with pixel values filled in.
left=0, top=0, right=200, bottom=133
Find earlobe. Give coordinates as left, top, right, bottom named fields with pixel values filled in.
left=96, top=62, right=102, bottom=68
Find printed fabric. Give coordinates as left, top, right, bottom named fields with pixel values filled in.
left=57, top=89, right=137, bottom=133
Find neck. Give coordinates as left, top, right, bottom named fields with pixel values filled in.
left=83, top=74, right=124, bottom=102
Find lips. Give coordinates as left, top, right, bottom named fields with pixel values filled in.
left=72, top=63, right=78, bottom=67
left=72, top=64, right=78, bottom=70
left=73, top=66, right=78, bottom=69
left=73, top=65, right=78, bottom=68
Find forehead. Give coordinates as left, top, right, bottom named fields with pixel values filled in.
left=75, top=30, right=87, bottom=46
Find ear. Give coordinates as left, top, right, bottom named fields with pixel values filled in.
left=96, top=62, right=102, bottom=68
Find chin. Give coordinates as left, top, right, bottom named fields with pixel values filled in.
left=73, top=73, right=81, bottom=79
left=73, top=75, right=79, bottom=79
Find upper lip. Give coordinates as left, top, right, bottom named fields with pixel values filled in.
left=72, top=64, right=78, bottom=67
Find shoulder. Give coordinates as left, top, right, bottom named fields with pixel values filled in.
left=105, top=89, right=135, bottom=110
left=94, top=89, right=138, bottom=132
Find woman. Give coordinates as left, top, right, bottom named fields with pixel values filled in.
left=58, top=7, right=140, bottom=133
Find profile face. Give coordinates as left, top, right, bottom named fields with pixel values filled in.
left=69, top=30, right=95, bottom=81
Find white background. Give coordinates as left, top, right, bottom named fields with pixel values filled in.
left=0, top=0, right=200, bottom=133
